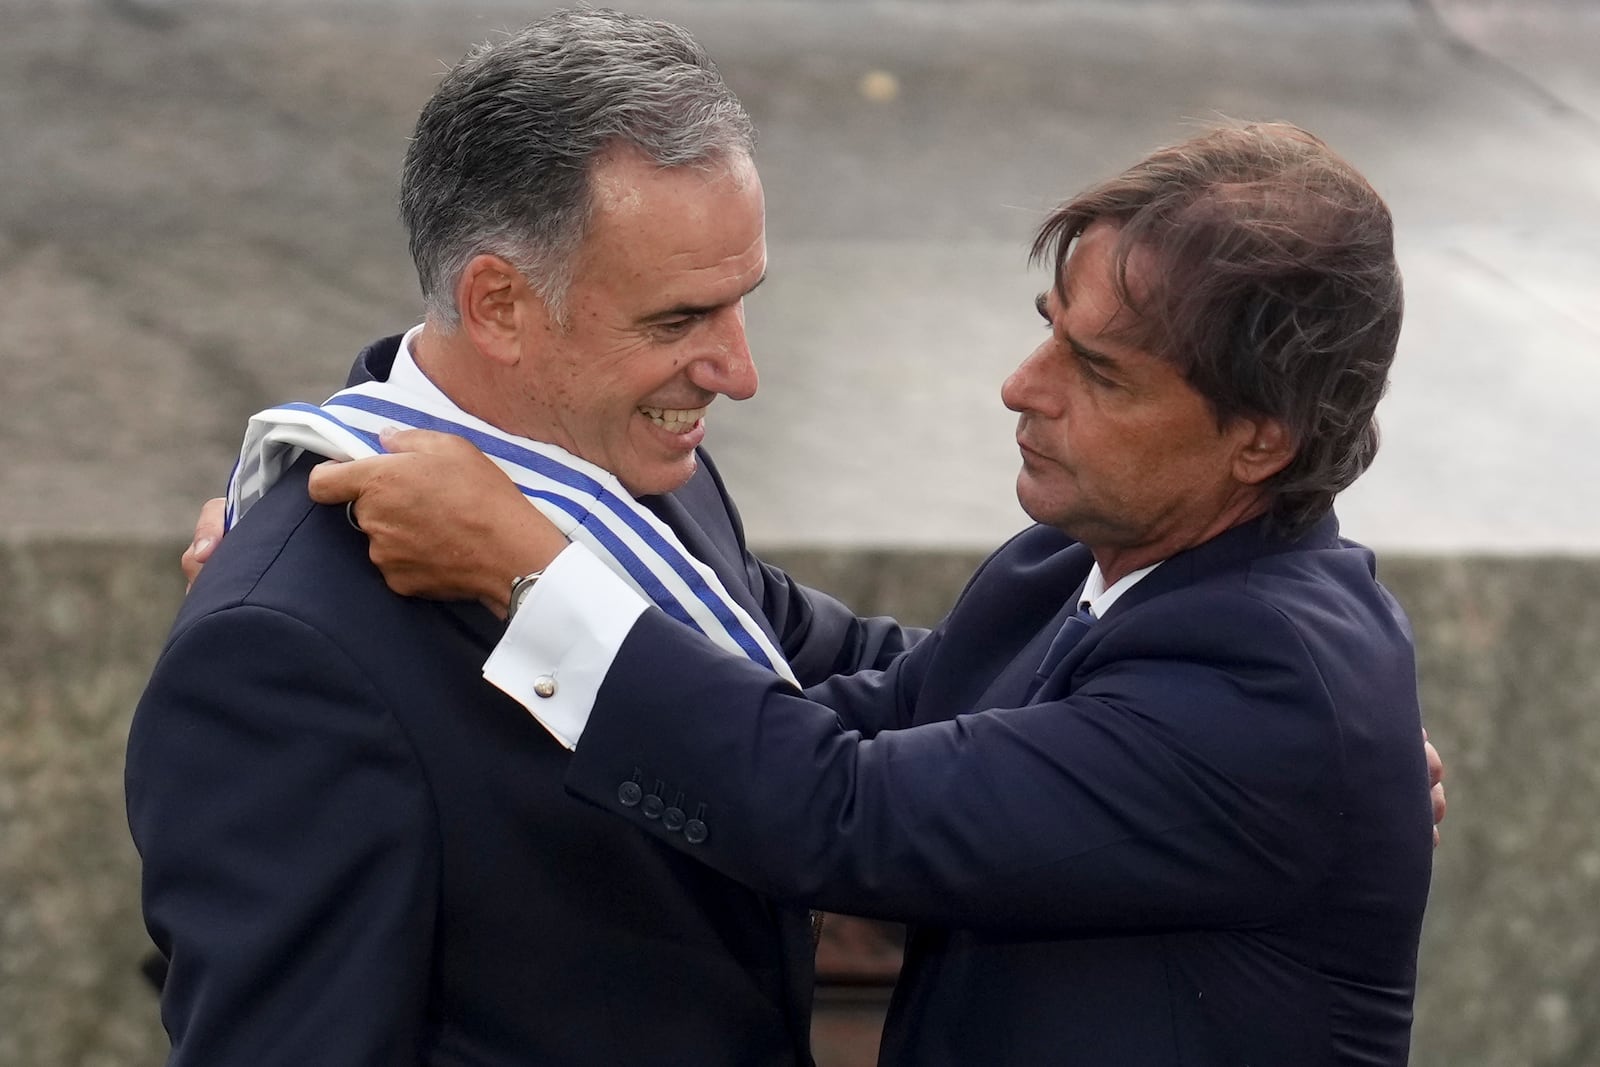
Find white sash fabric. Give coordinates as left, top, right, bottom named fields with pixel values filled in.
left=224, top=381, right=798, bottom=686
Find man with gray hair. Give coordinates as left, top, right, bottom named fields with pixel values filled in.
left=127, top=10, right=915, bottom=1064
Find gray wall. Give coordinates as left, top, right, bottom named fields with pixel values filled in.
left=2, top=540, right=1595, bottom=1066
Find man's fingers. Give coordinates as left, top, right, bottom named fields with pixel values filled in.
left=193, top=498, right=225, bottom=555
left=180, top=497, right=227, bottom=585
left=307, top=456, right=385, bottom=505
left=1423, top=728, right=1446, bottom=848
left=378, top=426, right=477, bottom=457
left=180, top=541, right=209, bottom=586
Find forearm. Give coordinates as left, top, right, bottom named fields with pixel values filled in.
left=561, top=613, right=1338, bottom=934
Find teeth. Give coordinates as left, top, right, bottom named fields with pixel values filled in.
left=639, top=405, right=707, bottom=433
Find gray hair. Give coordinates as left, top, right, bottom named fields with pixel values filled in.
left=399, top=7, right=756, bottom=328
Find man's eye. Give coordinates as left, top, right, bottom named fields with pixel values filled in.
left=1075, top=356, right=1113, bottom=388
left=1034, top=292, right=1052, bottom=325
left=653, top=318, right=696, bottom=338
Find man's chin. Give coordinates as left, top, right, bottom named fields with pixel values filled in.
left=1014, top=472, right=1056, bottom=524
left=618, top=453, right=699, bottom=498
left=1015, top=476, right=1081, bottom=533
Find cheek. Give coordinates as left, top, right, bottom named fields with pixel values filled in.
left=1137, top=422, right=1223, bottom=490
left=1076, top=418, right=1165, bottom=493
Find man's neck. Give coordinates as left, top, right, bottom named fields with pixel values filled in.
left=404, top=324, right=664, bottom=502
left=409, top=324, right=552, bottom=445
left=1089, top=496, right=1271, bottom=586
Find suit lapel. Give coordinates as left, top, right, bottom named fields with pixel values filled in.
left=959, top=541, right=1094, bottom=711
left=979, top=585, right=1090, bottom=708
left=637, top=474, right=782, bottom=647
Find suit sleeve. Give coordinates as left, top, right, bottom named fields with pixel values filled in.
left=126, top=605, right=437, bottom=1066
left=564, top=595, right=1344, bottom=936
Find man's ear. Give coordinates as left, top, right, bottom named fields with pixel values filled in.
left=1232, top=416, right=1295, bottom=486
left=455, top=254, right=547, bottom=368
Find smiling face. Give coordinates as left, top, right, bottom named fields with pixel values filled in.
left=1001, top=220, right=1284, bottom=582
left=509, top=149, right=767, bottom=497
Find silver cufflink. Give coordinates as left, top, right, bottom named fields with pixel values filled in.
left=533, top=676, right=557, bottom=699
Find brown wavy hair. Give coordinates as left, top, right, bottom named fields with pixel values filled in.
left=1031, top=122, right=1403, bottom=538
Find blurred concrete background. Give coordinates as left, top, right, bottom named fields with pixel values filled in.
left=4, top=0, right=1598, bottom=550
left=2, top=0, right=1597, bottom=1064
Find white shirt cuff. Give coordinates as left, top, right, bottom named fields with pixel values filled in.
left=482, top=542, right=649, bottom=749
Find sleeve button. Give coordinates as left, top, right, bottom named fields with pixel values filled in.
left=683, top=819, right=708, bottom=845
left=641, top=794, right=665, bottom=820
left=663, top=807, right=686, bottom=832
left=617, top=781, right=643, bottom=807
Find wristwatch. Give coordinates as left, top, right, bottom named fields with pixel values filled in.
left=506, top=570, right=545, bottom=621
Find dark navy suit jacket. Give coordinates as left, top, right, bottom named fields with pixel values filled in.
left=566, top=514, right=1434, bottom=1065
left=126, top=336, right=916, bottom=1066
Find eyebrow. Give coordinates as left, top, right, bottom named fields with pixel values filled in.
left=1038, top=290, right=1122, bottom=374
left=642, top=273, right=767, bottom=323
left=1064, top=331, right=1122, bottom=375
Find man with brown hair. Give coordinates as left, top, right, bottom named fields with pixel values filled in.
left=311, top=121, right=1431, bottom=1064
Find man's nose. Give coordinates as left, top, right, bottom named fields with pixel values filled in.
left=690, top=307, right=759, bottom=401
left=1001, top=341, right=1054, bottom=415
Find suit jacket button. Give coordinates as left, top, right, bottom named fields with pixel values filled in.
left=683, top=819, right=708, bottom=845
left=617, top=781, right=643, bottom=807
left=663, top=807, right=686, bottom=832
left=641, top=794, right=665, bottom=819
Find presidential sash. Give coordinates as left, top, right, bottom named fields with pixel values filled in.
left=225, top=381, right=798, bottom=685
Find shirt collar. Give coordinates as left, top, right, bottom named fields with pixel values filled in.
left=1080, top=559, right=1163, bottom=618
left=387, top=323, right=437, bottom=401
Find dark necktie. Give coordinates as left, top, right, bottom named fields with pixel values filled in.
left=1028, top=605, right=1097, bottom=697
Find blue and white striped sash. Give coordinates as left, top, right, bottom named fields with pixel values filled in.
left=225, top=382, right=798, bottom=685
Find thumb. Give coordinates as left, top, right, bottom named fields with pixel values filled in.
left=307, top=456, right=380, bottom=505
